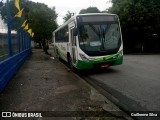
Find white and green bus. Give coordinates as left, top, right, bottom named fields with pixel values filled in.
left=53, top=13, right=123, bottom=70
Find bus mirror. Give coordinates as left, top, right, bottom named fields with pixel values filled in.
left=73, top=28, right=78, bottom=36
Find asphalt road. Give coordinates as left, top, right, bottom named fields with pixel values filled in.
left=81, top=55, right=160, bottom=120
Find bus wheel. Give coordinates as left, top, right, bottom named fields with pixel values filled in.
left=68, top=55, right=75, bottom=71
left=56, top=49, right=59, bottom=59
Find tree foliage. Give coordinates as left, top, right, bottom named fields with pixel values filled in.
left=79, top=7, right=100, bottom=14
left=1, top=0, right=57, bottom=39
left=28, top=4, right=57, bottom=41
left=0, top=0, right=58, bottom=54
left=63, top=7, right=101, bottom=23
left=28, top=3, right=58, bottom=54
left=0, top=0, right=28, bottom=30
left=108, top=0, right=160, bottom=53
left=63, top=11, right=74, bottom=22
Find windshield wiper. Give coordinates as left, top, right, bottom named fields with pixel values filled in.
left=97, top=27, right=105, bottom=51
left=88, top=24, right=105, bottom=50
left=102, top=29, right=105, bottom=40
left=80, top=35, right=86, bottom=49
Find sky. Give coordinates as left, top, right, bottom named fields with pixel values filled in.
left=30, top=0, right=112, bottom=25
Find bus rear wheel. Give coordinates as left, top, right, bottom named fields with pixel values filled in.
left=68, top=55, right=75, bottom=71
left=56, top=49, right=59, bottom=59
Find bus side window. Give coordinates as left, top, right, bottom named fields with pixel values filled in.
left=71, top=29, right=76, bottom=46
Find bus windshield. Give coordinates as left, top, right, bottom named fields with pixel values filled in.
left=78, top=22, right=121, bottom=56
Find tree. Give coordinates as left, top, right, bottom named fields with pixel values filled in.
left=79, top=7, right=101, bottom=14
left=63, top=11, right=74, bottom=22
left=0, top=0, right=27, bottom=30
left=0, top=1, right=4, bottom=8
left=108, top=0, right=160, bottom=53
left=28, top=3, right=58, bottom=54
left=0, top=0, right=58, bottom=54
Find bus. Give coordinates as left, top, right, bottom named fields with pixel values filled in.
left=53, top=13, right=123, bottom=70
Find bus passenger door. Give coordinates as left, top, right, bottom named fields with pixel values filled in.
left=69, top=26, right=77, bottom=65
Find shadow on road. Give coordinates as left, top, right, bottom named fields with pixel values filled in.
left=77, top=67, right=120, bottom=76
left=57, top=57, right=120, bottom=76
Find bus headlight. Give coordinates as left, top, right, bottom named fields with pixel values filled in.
left=79, top=53, right=89, bottom=61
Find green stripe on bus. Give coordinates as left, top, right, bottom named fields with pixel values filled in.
left=54, top=45, right=67, bottom=61
left=76, top=56, right=123, bottom=70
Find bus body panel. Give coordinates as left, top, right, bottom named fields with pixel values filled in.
left=54, top=42, right=68, bottom=62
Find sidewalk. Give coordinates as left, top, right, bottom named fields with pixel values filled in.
left=0, top=48, right=131, bottom=120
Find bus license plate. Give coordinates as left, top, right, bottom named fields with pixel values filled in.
left=101, top=64, right=109, bottom=68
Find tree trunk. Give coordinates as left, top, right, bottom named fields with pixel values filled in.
left=41, top=39, right=49, bottom=55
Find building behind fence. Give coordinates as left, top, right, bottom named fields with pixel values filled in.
left=0, top=13, right=32, bottom=93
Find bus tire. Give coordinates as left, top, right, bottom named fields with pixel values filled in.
left=56, top=49, right=59, bottom=59
left=68, top=55, right=75, bottom=71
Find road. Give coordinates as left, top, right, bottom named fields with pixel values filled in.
left=80, top=55, right=160, bottom=120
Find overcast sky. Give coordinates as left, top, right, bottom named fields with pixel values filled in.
left=30, top=0, right=112, bottom=25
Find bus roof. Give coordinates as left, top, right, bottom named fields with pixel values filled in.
left=53, top=13, right=118, bottom=33
left=77, top=13, right=117, bottom=17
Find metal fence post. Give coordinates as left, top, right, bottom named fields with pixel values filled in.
left=17, top=28, right=21, bottom=53
left=6, top=0, right=13, bottom=57
left=21, top=29, right=24, bottom=51
left=28, top=33, right=31, bottom=49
